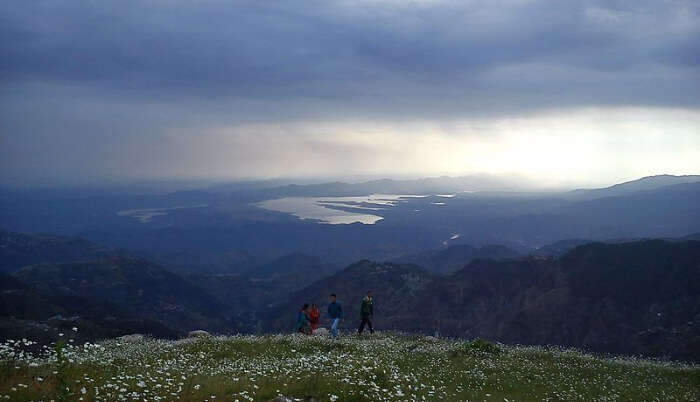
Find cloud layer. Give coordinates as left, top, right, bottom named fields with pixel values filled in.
left=1, top=0, right=699, bottom=186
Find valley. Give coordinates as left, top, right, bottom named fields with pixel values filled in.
left=1, top=174, right=700, bottom=364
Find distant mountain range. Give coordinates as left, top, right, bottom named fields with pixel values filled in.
left=533, top=232, right=700, bottom=257
left=227, top=174, right=700, bottom=200
left=565, top=174, right=700, bottom=200
left=393, top=244, right=520, bottom=273
left=0, top=230, right=116, bottom=273
left=241, top=174, right=528, bottom=199
left=2, top=174, right=699, bottom=271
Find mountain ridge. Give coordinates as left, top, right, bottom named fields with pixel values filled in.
left=12, top=256, right=233, bottom=333
left=565, top=174, right=700, bottom=200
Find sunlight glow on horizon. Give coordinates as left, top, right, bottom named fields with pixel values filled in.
left=166, top=106, right=700, bottom=189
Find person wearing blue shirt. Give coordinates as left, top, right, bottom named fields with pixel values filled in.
left=327, top=293, right=343, bottom=338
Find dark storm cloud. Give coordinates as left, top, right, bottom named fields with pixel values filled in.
left=1, top=0, right=698, bottom=116
left=0, top=0, right=699, bottom=185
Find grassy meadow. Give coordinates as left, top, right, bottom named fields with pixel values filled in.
left=0, top=331, right=698, bottom=401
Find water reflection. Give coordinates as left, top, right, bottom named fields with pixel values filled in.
left=257, top=194, right=425, bottom=224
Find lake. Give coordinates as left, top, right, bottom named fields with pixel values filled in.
left=256, top=194, right=426, bottom=224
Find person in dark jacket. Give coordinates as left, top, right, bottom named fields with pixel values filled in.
left=327, top=294, right=343, bottom=338
left=357, top=290, right=374, bottom=335
left=297, top=304, right=312, bottom=335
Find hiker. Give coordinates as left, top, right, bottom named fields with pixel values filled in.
left=297, top=304, right=312, bottom=335
left=357, top=290, right=374, bottom=335
left=327, top=293, right=343, bottom=338
left=309, top=303, right=321, bottom=332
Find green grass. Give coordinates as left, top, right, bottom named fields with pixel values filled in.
left=1, top=333, right=698, bottom=401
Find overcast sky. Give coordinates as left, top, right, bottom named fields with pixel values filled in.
left=1, top=0, right=699, bottom=188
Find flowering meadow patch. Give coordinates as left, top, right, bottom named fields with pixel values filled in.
left=0, top=332, right=698, bottom=401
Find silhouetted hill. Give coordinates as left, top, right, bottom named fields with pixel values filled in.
left=246, top=253, right=338, bottom=289
left=534, top=233, right=700, bottom=257
left=0, top=230, right=115, bottom=273
left=0, top=272, right=179, bottom=343
left=185, top=273, right=263, bottom=332
left=247, top=175, right=524, bottom=199
left=566, top=174, right=700, bottom=200
left=561, top=240, right=700, bottom=306
left=534, top=238, right=592, bottom=257
left=395, top=244, right=520, bottom=273
left=497, top=181, right=700, bottom=244
left=266, top=260, right=434, bottom=331
left=279, top=240, right=700, bottom=361
left=405, top=239, right=700, bottom=361
left=185, top=254, right=339, bottom=332
left=13, top=257, right=232, bottom=333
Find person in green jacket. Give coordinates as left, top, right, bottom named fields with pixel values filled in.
left=297, top=304, right=312, bottom=335
left=357, top=290, right=374, bottom=335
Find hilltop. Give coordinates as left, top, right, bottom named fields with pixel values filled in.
left=1, top=332, right=697, bottom=401
left=13, top=257, right=231, bottom=334
left=393, top=244, right=520, bottom=273
left=566, top=174, right=700, bottom=200
left=0, top=230, right=115, bottom=273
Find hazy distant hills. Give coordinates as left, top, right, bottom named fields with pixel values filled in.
left=215, top=173, right=700, bottom=203
left=247, top=174, right=700, bottom=200
left=247, top=253, right=338, bottom=283
left=533, top=239, right=593, bottom=257
left=394, top=244, right=520, bottom=273
left=565, top=174, right=700, bottom=200
left=2, top=174, right=699, bottom=271
left=533, top=232, right=700, bottom=257
left=479, top=180, right=700, bottom=246
left=244, top=175, right=527, bottom=199
left=0, top=230, right=115, bottom=273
